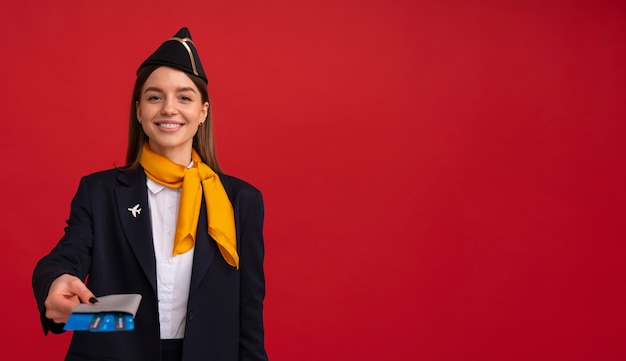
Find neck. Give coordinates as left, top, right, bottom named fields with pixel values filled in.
left=148, top=140, right=192, bottom=166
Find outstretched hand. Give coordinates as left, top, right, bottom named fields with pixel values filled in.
left=44, top=274, right=98, bottom=324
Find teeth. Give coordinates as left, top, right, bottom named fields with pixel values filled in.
left=159, top=123, right=181, bottom=129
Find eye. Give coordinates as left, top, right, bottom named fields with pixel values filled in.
left=146, top=95, right=162, bottom=102
left=180, top=95, right=193, bottom=102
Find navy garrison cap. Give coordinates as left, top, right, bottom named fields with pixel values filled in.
left=137, top=27, right=207, bottom=82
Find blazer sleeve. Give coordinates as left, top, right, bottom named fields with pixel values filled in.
left=32, top=176, right=95, bottom=335
left=238, top=190, right=269, bottom=361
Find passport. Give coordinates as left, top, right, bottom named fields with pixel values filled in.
left=64, top=294, right=142, bottom=332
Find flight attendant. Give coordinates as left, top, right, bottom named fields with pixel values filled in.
left=33, top=27, right=269, bottom=361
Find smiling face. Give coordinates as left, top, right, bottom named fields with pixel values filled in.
left=136, top=66, right=209, bottom=165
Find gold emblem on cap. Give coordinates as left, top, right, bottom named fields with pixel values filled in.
left=166, top=37, right=199, bottom=76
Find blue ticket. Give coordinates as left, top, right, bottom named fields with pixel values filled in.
left=65, top=312, right=135, bottom=332
left=63, top=294, right=141, bottom=332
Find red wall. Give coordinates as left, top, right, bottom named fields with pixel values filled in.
left=1, top=0, right=625, bottom=359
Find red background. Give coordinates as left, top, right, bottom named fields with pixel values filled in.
left=1, top=0, right=625, bottom=359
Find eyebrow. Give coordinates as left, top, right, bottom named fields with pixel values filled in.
left=143, top=86, right=198, bottom=94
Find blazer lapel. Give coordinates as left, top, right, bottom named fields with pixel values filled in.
left=189, top=199, right=217, bottom=297
left=115, top=167, right=157, bottom=293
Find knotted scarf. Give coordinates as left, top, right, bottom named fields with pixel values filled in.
left=139, top=142, right=238, bottom=268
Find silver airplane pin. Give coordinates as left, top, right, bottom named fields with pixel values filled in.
left=128, top=204, right=142, bottom=218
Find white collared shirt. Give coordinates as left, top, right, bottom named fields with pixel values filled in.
left=146, top=177, right=194, bottom=339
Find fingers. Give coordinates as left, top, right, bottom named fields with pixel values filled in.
left=44, top=293, right=78, bottom=324
left=44, top=274, right=97, bottom=324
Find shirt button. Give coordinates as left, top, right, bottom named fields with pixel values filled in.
left=160, top=316, right=169, bottom=322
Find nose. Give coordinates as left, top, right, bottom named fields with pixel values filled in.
left=160, top=98, right=178, bottom=115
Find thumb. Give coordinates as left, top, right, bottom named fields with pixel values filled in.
left=67, top=278, right=99, bottom=305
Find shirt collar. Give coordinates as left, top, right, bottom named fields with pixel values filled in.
left=146, top=177, right=166, bottom=194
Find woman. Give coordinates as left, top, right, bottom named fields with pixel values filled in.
left=32, top=27, right=268, bottom=361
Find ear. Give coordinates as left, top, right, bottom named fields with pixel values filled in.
left=200, top=101, right=209, bottom=123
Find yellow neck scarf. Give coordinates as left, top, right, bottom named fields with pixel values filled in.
left=139, top=143, right=238, bottom=268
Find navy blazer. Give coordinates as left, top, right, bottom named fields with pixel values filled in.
left=32, top=166, right=268, bottom=361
